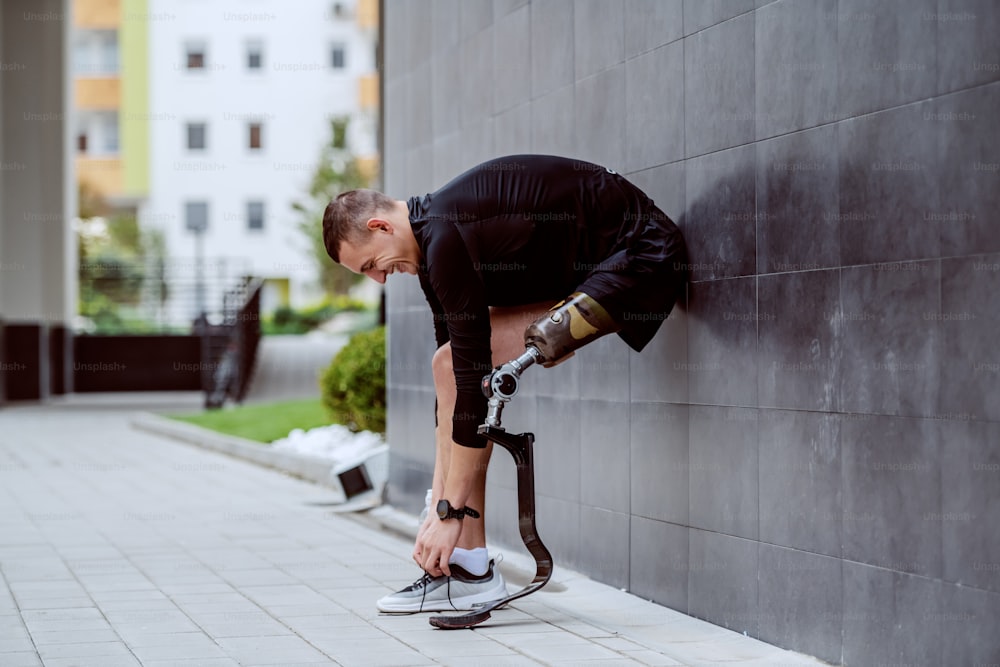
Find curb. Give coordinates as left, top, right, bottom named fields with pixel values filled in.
left=131, top=412, right=336, bottom=488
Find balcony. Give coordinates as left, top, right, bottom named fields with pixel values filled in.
left=74, top=0, right=120, bottom=29
left=77, top=156, right=123, bottom=198
left=75, top=77, right=121, bottom=110
left=358, top=74, right=379, bottom=111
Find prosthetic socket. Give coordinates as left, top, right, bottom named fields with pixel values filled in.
left=525, top=292, right=621, bottom=367
left=481, top=293, right=621, bottom=429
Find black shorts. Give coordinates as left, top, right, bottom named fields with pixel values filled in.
left=575, top=204, right=688, bottom=352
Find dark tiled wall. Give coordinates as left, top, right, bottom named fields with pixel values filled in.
left=382, top=0, right=1000, bottom=662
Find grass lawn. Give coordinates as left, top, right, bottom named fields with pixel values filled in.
left=170, top=398, right=331, bottom=443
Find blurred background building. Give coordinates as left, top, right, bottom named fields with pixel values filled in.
left=1, top=0, right=379, bottom=400
left=73, top=0, right=379, bottom=329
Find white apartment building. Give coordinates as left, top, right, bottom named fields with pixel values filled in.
left=143, top=0, right=378, bottom=324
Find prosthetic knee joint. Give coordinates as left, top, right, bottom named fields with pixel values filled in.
left=481, top=293, right=620, bottom=429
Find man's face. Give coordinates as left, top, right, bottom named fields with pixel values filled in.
left=338, top=223, right=418, bottom=284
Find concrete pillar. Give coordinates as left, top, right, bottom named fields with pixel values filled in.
left=0, top=0, right=75, bottom=401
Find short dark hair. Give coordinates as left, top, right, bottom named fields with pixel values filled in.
left=322, top=189, right=396, bottom=262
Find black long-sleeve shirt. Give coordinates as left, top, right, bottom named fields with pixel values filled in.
left=408, top=154, right=680, bottom=448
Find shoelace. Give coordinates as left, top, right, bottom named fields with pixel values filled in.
left=410, top=570, right=458, bottom=613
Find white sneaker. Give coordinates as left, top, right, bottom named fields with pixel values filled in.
left=376, top=560, right=508, bottom=613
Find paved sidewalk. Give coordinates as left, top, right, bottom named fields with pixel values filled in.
left=0, top=405, right=825, bottom=667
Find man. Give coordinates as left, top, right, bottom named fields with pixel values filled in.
left=323, top=154, right=686, bottom=613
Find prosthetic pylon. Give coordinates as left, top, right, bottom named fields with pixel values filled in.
left=429, top=294, right=620, bottom=629
left=428, top=347, right=552, bottom=629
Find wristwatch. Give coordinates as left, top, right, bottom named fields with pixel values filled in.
left=436, top=499, right=481, bottom=521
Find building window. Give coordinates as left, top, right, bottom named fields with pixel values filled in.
left=248, top=122, right=262, bottom=150
left=185, top=202, right=209, bottom=233
left=247, top=41, right=263, bottom=70
left=187, top=122, right=207, bottom=150
left=101, top=114, right=119, bottom=153
left=247, top=201, right=265, bottom=230
left=73, top=29, right=119, bottom=75
left=331, top=44, right=346, bottom=69
left=331, top=2, right=347, bottom=19
left=186, top=42, right=206, bottom=69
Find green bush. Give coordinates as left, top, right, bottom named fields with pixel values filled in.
left=320, top=326, right=386, bottom=433
left=263, top=298, right=371, bottom=335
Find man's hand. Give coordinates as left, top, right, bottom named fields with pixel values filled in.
left=414, top=517, right=463, bottom=577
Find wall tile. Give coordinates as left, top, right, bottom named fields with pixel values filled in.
left=460, top=0, right=494, bottom=35
left=757, top=270, right=841, bottom=411
left=935, top=84, right=1000, bottom=257
left=939, top=584, right=1000, bottom=666
left=630, top=402, right=689, bottom=525
left=431, top=0, right=462, bottom=52
left=407, top=62, right=433, bottom=148
left=580, top=400, right=630, bottom=513
left=431, top=48, right=462, bottom=138
left=687, top=277, right=757, bottom=407
left=688, top=529, right=759, bottom=635
left=493, top=102, right=532, bottom=156
left=536, top=495, right=582, bottom=572
left=630, top=517, right=688, bottom=613
left=683, top=0, right=755, bottom=36
left=755, top=0, right=838, bottom=139
left=532, top=396, right=581, bottom=503
left=756, top=123, right=840, bottom=275
left=935, top=0, right=1000, bottom=94
left=838, top=101, right=941, bottom=266
left=940, top=419, right=1000, bottom=593
left=628, top=305, right=688, bottom=404
left=579, top=506, right=629, bottom=589
left=625, top=0, right=683, bottom=58
left=836, top=0, right=938, bottom=119
left=574, top=0, right=624, bottom=80
left=759, top=410, right=842, bottom=557
left=577, top=334, right=630, bottom=402
left=493, top=0, right=528, bottom=19
left=939, top=254, right=1000, bottom=422
left=838, top=262, right=940, bottom=417
left=689, top=406, right=758, bottom=539
left=530, top=84, right=576, bottom=156
left=406, top=143, right=436, bottom=195
left=623, top=160, right=686, bottom=225
left=573, top=65, right=627, bottom=170
left=758, top=545, right=842, bottom=665
left=484, top=484, right=520, bottom=549
left=625, top=40, right=684, bottom=172
left=530, top=0, right=575, bottom=98
left=684, top=13, right=755, bottom=156
left=458, top=117, right=496, bottom=171
left=683, top=145, right=756, bottom=281
left=841, top=415, right=943, bottom=578
left=494, top=4, right=532, bottom=114
left=458, top=34, right=494, bottom=127
left=842, top=563, right=944, bottom=667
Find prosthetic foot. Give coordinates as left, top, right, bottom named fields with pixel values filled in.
left=429, top=293, right=620, bottom=630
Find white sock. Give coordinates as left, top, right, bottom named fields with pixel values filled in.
left=449, top=547, right=489, bottom=576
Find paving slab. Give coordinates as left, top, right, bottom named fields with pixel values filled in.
left=0, top=404, right=825, bottom=666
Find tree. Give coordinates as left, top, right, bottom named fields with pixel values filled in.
left=293, top=116, right=371, bottom=296
left=77, top=183, right=170, bottom=333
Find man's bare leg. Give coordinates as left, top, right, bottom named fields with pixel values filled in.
left=415, top=301, right=557, bottom=565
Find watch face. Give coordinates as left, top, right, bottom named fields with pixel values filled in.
left=436, top=499, right=449, bottom=519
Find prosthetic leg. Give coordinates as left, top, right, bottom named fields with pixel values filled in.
left=429, top=294, right=620, bottom=630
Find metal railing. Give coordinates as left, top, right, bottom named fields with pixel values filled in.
left=198, top=277, right=263, bottom=409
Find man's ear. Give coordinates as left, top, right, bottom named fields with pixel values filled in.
left=366, top=217, right=393, bottom=233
